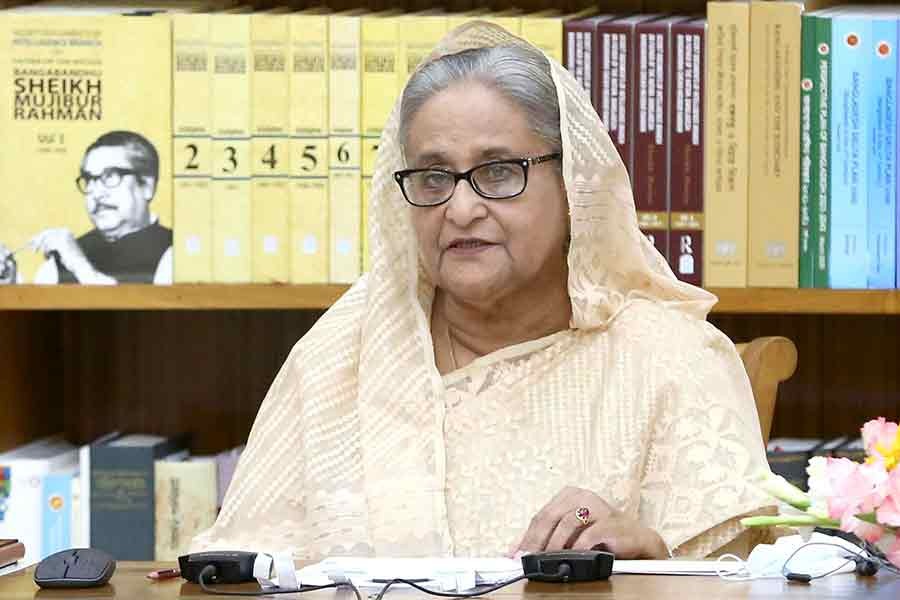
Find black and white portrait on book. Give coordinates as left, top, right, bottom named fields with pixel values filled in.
left=0, top=130, right=173, bottom=285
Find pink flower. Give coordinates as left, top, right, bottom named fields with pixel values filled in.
left=840, top=515, right=884, bottom=543
left=887, top=536, right=900, bottom=570
left=826, top=458, right=888, bottom=527
left=862, top=418, right=900, bottom=469
left=877, top=467, right=900, bottom=527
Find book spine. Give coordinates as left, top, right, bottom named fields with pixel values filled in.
left=829, top=17, right=870, bottom=288
left=815, top=15, right=834, bottom=288
left=598, top=21, right=635, bottom=171
left=867, top=18, right=896, bottom=289
left=211, top=14, right=253, bottom=283
left=563, top=18, right=596, bottom=101
left=634, top=21, right=670, bottom=260
left=669, top=19, right=706, bottom=286
left=289, top=14, right=329, bottom=284
left=398, top=14, right=448, bottom=91
left=329, top=14, right=362, bottom=284
left=251, top=13, right=291, bottom=284
left=41, top=472, right=73, bottom=558
left=799, top=14, right=819, bottom=288
left=747, top=0, right=802, bottom=287
left=154, top=461, right=217, bottom=561
left=703, top=2, right=751, bottom=287
left=361, top=15, right=399, bottom=275
left=173, top=14, right=214, bottom=284
left=91, top=446, right=156, bottom=560
left=0, top=462, right=43, bottom=564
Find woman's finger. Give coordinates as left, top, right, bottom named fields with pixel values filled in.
left=543, top=505, right=593, bottom=551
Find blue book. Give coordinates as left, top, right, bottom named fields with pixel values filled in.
left=829, top=16, right=871, bottom=288
left=867, top=16, right=897, bottom=288
left=41, top=470, right=74, bottom=559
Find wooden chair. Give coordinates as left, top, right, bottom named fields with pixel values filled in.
left=735, top=337, right=798, bottom=446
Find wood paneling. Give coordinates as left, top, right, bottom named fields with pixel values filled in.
left=711, top=315, right=900, bottom=441
left=0, top=312, right=62, bottom=452
left=1, top=308, right=897, bottom=455
left=58, top=310, right=322, bottom=454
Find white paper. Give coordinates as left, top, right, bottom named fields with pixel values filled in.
left=613, top=560, right=740, bottom=576
left=296, top=557, right=523, bottom=591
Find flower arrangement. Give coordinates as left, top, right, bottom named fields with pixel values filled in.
left=742, top=418, right=900, bottom=568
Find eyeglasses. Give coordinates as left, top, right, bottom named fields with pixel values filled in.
left=393, top=153, right=562, bottom=207
left=75, top=167, right=142, bottom=194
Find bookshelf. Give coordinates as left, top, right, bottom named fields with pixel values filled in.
left=0, top=0, right=898, bottom=470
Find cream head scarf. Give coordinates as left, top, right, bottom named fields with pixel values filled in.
left=194, top=22, right=770, bottom=559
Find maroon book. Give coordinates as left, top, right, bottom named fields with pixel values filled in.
left=633, top=15, right=693, bottom=260
left=563, top=14, right=617, bottom=106
left=667, top=17, right=706, bottom=287
left=596, top=14, right=665, bottom=175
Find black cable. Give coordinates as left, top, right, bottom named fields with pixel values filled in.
left=370, top=565, right=570, bottom=600
left=198, top=565, right=363, bottom=600
left=780, top=541, right=873, bottom=583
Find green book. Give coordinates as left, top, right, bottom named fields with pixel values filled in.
left=799, top=13, right=818, bottom=287
left=813, top=11, right=836, bottom=288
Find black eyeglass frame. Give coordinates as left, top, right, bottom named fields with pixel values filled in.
left=393, top=152, right=562, bottom=207
left=75, top=167, right=145, bottom=195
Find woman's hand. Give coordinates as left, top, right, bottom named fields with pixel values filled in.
left=510, top=486, right=669, bottom=559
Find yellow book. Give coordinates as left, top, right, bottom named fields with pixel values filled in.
left=703, top=1, right=751, bottom=287
left=172, top=13, right=213, bottom=283
left=329, top=11, right=363, bottom=283
left=520, top=9, right=595, bottom=64
left=447, top=10, right=520, bottom=36
left=211, top=12, right=252, bottom=283
left=361, top=13, right=400, bottom=273
left=250, top=11, right=290, bottom=283
left=747, top=0, right=802, bottom=287
left=0, top=15, right=173, bottom=285
left=398, top=13, right=447, bottom=89
left=289, top=11, right=329, bottom=283
left=154, top=460, right=217, bottom=561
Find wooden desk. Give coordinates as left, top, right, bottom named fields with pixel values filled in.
left=1, top=562, right=898, bottom=600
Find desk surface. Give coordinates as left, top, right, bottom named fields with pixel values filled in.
left=1, top=562, right=899, bottom=600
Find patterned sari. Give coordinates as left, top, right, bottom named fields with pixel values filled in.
left=193, top=22, right=773, bottom=559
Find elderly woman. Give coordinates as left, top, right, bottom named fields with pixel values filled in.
left=194, top=22, right=771, bottom=560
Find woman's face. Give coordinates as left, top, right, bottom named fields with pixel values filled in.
left=404, top=82, right=569, bottom=305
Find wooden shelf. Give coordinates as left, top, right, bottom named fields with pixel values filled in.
left=0, top=284, right=350, bottom=310
left=3, top=284, right=900, bottom=313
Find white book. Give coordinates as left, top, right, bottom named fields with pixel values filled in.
left=0, top=436, right=77, bottom=564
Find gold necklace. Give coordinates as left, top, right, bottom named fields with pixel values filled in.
left=445, top=321, right=459, bottom=371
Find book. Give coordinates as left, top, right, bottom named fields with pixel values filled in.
left=799, top=11, right=819, bottom=288
left=563, top=14, right=616, bottom=110
left=328, top=11, right=363, bottom=283
left=633, top=16, right=692, bottom=261
left=0, top=539, right=25, bottom=570
left=90, top=433, right=188, bottom=560
left=0, top=13, right=173, bottom=285
left=172, top=13, right=213, bottom=283
left=814, top=8, right=839, bottom=288
left=210, top=12, right=252, bottom=283
left=829, top=14, right=870, bottom=288
left=250, top=10, right=291, bottom=283
left=668, top=17, right=706, bottom=287
left=0, top=436, right=77, bottom=564
left=597, top=14, right=664, bottom=175
left=289, top=10, right=329, bottom=284
left=76, top=431, right=118, bottom=551
left=41, top=467, right=76, bottom=558
left=703, top=1, right=751, bottom=287
left=154, top=458, right=217, bottom=560
left=747, top=0, right=803, bottom=288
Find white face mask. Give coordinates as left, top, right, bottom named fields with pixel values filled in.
left=716, top=533, right=863, bottom=581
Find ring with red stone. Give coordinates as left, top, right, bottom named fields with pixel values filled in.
left=574, top=506, right=591, bottom=526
